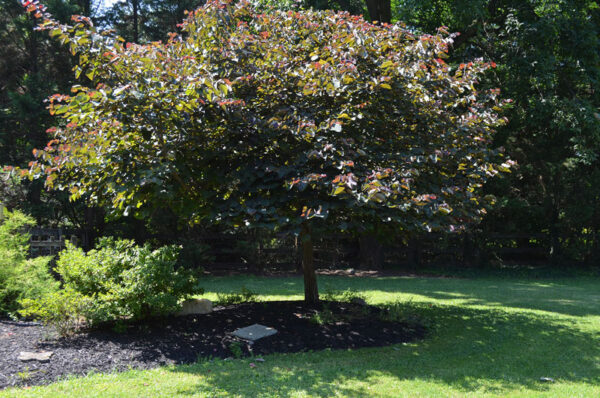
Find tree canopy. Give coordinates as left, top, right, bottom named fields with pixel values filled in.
left=20, top=0, right=512, bottom=301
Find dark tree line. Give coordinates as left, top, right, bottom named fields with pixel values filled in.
left=396, top=0, right=600, bottom=263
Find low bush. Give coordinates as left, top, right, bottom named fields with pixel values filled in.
left=0, top=209, right=57, bottom=317
left=21, top=238, right=202, bottom=333
left=216, top=286, right=258, bottom=306
left=309, top=306, right=337, bottom=325
left=379, top=300, right=433, bottom=331
left=322, top=288, right=366, bottom=304
left=20, top=288, right=90, bottom=336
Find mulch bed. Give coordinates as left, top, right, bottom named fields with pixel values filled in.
left=0, top=301, right=425, bottom=389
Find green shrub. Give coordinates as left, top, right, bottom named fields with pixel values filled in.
left=0, top=209, right=57, bottom=317
left=21, top=238, right=202, bottom=332
left=176, top=241, right=214, bottom=269
left=228, top=341, right=243, bottom=359
left=379, top=300, right=430, bottom=329
left=322, top=288, right=366, bottom=304
left=216, top=286, right=258, bottom=306
left=20, top=288, right=90, bottom=336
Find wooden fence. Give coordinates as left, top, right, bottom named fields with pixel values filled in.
left=191, top=231, right=554, bottom=272
left=26, top=228, right=555, bottom=269
left=28, top=228, right=75, bottom=257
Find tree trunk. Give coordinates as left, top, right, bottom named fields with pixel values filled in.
left=365, top=0, right=391, bottom=24
left=301, top=223, right=319, bottom=304
left=359, top=234, right=383, bottom=269
left=132, top=0, right=139, bottom=43
left=78, top=0, right=91, bottom=16
left=409, top=236, right=420, bottom=268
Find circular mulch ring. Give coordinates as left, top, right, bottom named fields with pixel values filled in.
left=0, top=301, right=425, bottom=389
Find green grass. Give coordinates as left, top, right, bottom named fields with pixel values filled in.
left=2, top=274, right=599, bottom=397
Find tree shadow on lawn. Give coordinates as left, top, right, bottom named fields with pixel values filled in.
left=319, top=276, right=600, bottom=317
left=203, top=275, right=600, bottom=317
left=167, top=303, right=600, bottom=397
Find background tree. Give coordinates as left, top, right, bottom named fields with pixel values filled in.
left=0, top=0, right=93, bottom=224
left=99, top=0, right=204, bottom=43
left=24, top=0, right=511, bottom=302
left=396, top=0, right=600, bottom=261
left=364, top=0, right=390, bottom=22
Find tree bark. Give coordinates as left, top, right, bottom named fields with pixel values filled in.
left=359, top=234, right=383, bottom=269
left=301, top=222, right=319, bottom=304
left=78, top=0, right=91, bottom=16
left=365, top=0, right=391, bottom=24
left=132, top=0, right=139, bottom=43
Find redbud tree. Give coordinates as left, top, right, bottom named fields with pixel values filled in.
left=22, top=0, right=512, bottom=303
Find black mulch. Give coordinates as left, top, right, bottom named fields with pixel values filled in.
left=0, top=301, right=425, bottom=389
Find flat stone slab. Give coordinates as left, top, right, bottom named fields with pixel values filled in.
left=232, top=324, right=277, bottom=341
left=18, top=351, right=53, bottom=362
left=177, top=298, right=213, bottom=316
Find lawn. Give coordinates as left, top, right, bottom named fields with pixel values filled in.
left=2, top=274, right=599, bottom=397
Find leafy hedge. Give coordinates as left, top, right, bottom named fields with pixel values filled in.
left=0, top=209, right=57, bottom=317
left=21, top=238, right=202, bottom=334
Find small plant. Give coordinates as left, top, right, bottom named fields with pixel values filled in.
left=216, top=286, right=258, bottom=306
left=17, top=368, right=31, bottom=382
left=380, top=301, right=407, bottom=322
left=322, top=288, right=366, bottom=304
left=309, top=306, right=337, bottom=325
left=379, top=299, right=427, bottom=326
left=112, top=321, right=128, bottom=334
left=228, top=341, right=243, bottom=359
left=20, top=288, right=89, bottom=336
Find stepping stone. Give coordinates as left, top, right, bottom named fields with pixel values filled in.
left=232, top=324, right=277, bottom=341
left=18, top=351, right=53, bottom=362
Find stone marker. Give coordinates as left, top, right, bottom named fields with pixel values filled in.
left=177, top=298, right=213, bottom=316
left=18, top=351, right=53, bottom=362
left=232, top=324, right=277, bottom=341
left=351, top=297, right=367, bottom=306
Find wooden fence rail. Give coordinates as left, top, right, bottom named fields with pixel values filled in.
left=26, top=228, right=559, bottom=269
left=28, top=228, right=76, bottom=257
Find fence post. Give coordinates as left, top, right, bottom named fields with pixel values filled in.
left=409, top=237, right=420, bottom=267
left=463, top=233, right=473, bottom=266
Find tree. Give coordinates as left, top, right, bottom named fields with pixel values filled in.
left=23, top=0, right=512, bottom=303
left=397, top=0, right=600, bottom=261
left=364, top=0, right=390, bottom=23
left=0, top=0, right=95, bottom=224
left=98, top=0, right=204, bottom=43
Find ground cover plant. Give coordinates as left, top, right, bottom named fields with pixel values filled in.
left=1, top=274, right=598, bottom=397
